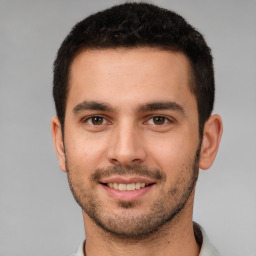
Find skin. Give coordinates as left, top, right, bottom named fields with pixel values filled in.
left=52, top=48, right=223, bottom=256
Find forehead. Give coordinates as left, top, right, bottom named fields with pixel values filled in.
left=67, top=48, right=196, bottom=112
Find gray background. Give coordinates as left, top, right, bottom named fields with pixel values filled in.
left=1, top=0, right=255, bottom=255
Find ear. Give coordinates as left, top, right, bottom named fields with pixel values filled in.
left=51, top=116, right=67, bottom=172
left=199, top=114, right=223, bottom=170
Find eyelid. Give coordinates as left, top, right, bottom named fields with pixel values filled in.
left=81, top=114, right=175, bottom=126
left=82, top=115, right=110, bottom=125
left=145, top=115, right=175, bottom=125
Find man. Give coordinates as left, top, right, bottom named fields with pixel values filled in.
left=51, top=2, right=223, bottom=256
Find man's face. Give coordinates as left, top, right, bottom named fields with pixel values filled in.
left=62, top=48, right=201, bottom=238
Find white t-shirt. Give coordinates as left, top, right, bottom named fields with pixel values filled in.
left=72, top=222, right=219, bottom=256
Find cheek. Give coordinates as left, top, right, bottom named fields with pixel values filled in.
left=145, top=133, right=198, bottom=176
left=64, top=132, right=108, bottom=172
left=146, top=135, right=185, bottom=161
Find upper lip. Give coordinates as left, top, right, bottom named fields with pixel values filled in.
left=99, top=176, right=156, bottom=184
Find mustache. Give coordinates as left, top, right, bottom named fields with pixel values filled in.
left=91, top=164, right=166, bottom=182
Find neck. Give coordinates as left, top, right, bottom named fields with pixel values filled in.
left=82, top=194, right=200, bottom=256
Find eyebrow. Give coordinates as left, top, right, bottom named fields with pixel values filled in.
left=137, top=101, right=185, bottom=114
left=73, top=100, right=185, bottom=115
left=73, top=101, right=114, bottom=113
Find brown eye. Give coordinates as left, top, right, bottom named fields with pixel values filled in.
left=90, top=116, right=104, bottom=125
left=152, top=116, right=166, bottom=125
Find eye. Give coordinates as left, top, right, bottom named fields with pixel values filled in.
left=84, top=116, right=106, bottom=125
left=152, top=116, right=166, bottom=125
left=148, top=116, right=169, bottom=125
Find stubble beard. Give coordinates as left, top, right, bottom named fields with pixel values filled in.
left=66, top=148, right=200, bottom=240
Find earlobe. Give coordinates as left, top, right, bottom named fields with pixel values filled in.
left=199, top=114, right=223, bottom=170
left=51, top=116, right=67, bottom=172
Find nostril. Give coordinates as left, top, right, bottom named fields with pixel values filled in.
left=109, top=158, right=120, bottom=165
left=132, top=158, right=143, bottom=164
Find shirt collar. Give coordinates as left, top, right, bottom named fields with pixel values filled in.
left=74, top=222, right=219, bottom=256
left=194, top=222, right=219, bottom=256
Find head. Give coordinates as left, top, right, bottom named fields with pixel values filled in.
left=53, top=2, right=214, bottom=137
left=52, top=3, right=222, bottom=239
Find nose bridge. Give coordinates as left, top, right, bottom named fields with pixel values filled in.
left=108, top=119, right=145, bottom=165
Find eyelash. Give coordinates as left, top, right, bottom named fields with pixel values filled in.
left=82, top=115, right=173, bottom=126
left=146, top=116, right=172, bottom=126
left=82, top=115, right=109, bottom=125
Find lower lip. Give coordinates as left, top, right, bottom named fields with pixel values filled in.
left=101, top=184, right=154, bottom=201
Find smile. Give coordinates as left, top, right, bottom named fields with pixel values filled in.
left=106, top=182, right=150, bottom=191
left=100, top=179, right=155, bottom=201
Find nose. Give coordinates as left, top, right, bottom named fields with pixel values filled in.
left=107, top=122, right=146, bottom=166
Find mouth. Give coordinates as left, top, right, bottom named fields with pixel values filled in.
left=102, top=182, right=152, bottom=191
left=99, top=176, right=156, bottom=201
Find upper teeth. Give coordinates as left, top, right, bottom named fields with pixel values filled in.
left=107, top=183, right=146, bottom=191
